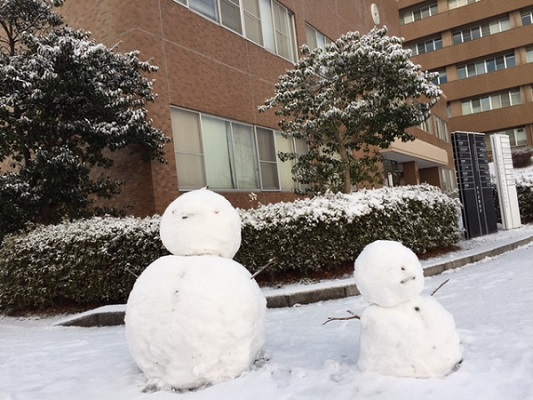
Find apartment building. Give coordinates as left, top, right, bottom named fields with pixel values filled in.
left=59, top=0, right=455, bottom=216
left=399, top=0, right=533, bottom=155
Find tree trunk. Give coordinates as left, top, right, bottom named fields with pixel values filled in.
left=335, top=125, right=352, bottom=194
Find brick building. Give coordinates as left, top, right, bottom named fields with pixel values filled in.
left=60, top=0, right=455, bottom=216
left=399, top=0, right=533, bottom=155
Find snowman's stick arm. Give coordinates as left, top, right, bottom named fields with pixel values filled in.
left=431, top=279, right=450, bottom=296
left=250, top=258, right=277, bottom=280
left=322, top=310, right=360, bottom=325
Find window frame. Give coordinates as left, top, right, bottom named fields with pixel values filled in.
left=170, top=107, right=313, bottom=192
left=452, top=15, right=511, bottom=45
left=174, top=0, right=297, bottom=62
left=461, top=88, right=522, bottom=115
left=399, top=2, right=438, bottom=26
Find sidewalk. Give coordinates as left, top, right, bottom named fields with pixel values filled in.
left=57, top=224, right=533, bottom=327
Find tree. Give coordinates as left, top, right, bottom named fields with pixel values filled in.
left=260, top=27, right=442, bottom=195
left=0, top=0, right=168, bottom=240
left=0, top=0, right=64, bottom=57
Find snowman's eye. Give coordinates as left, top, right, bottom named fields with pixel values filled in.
left=182, top=216, right=188, bottom=219
left=401, top=266, right=405, bottom=271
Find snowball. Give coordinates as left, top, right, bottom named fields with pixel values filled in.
left=354, top=240, right=424, bottom=307
left=159, top=189, right=241, bottom=258
left=357, top=296, right=463, bottom=378
left=125, top=255, right=266, bottom=390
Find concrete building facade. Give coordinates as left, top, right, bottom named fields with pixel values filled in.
left=59, top=0, right=454, bottom=216
left=399, top=0, right=533, bottom=155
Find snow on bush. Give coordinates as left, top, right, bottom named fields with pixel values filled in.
left=236, top=184, right=461, bottom=278
left=492, top=169, right=533, bottom=224
left=516, top=176, right=533, bottom=223
left=0, top=216, right=168, bottom=314
left=0, top=184, right=461, bottom=314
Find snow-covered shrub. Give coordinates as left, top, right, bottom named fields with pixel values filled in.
left=493, top=173, right=533, bottom=224
left=0, top=185, right=461, bottom=314
left=0, top=216, right=168, bottom=314
left=511, top=147, right=533, bottom=168
left=235, top=184, right=461, bottom=278
left=515, top=174, right=533, bottom=223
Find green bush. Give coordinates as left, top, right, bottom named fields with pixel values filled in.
left=0, top=184, right=461, bottom=314
left=515, top=175, right=533, bottom=223
left=0, top=216, right=168, bottom=314
left=493, top=175, right=533, bottom=224
left=235, top=184, right=461, bottom=279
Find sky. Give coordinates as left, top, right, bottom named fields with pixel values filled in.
left=1, top=225, right=533, bottom=400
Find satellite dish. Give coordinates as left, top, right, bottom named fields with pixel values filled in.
left=371, top=3, right=380, bottom=25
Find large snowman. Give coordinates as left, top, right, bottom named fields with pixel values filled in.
left=125, top=189, right=266, bottom=390
left=354, top=240, right=462, bottom=378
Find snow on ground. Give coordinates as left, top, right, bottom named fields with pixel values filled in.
left=2, top=230, right=533, bottom=400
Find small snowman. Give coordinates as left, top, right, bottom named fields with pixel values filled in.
left=125, top=189, right=266, bottom=390
left=354, top=240, right=462, bottom=378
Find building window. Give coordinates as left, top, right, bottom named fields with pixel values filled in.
left=431, top=68, right=447, bottom=85
left=420, top=116, right=434, bottom=135
left=448, top=0, right=480, bottom=10
left=419, top=115, right=449, bottom=142
left=275, top=133, right=308, bottom=191
left=434, top=116, right=449, bottom=142
left=439, top=168, right=457, bottom=192
left=522, top=8, right=533, bottom=26
left=306, top=24, right=332, bottom=50
left=527, top=46, right=533, bottom=63
left=177, top=0, right=297, bottom=62
left=485, top=127, right=528, bottom=152
left=452, top=15, right=511, bottom=45
left=461, top=88, right=521, bottom=115
left=399, top=2, right=438, bottom=25
left=170, top=107, right=309, bottom=191
left=405, top=35, right=443, bottom=56
left=457, top=52, right=515, bottom=79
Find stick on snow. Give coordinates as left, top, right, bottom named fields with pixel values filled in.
left=323, top=310, right=360, bottom=325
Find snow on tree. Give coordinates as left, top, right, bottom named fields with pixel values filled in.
left=0, top=0, right=168, bottom=240
left=260, top=27, right=442, bottom=195
left=0, top=0, right=64, bottom=57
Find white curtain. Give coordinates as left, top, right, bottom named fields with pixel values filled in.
left=202, top=116, right=234, bottom=189
left=232, top=122, right=260, bottom=189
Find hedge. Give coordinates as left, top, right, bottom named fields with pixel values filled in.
left=235, top=184, right=461, bottom=278
left=0, top=216, right=168, bottom=314
left=0, top=184, right=461, bottom=314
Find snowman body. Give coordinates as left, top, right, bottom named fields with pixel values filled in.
left=125, top=189, right=266, bottom=390
left=354, top=240, right=462, bottom=378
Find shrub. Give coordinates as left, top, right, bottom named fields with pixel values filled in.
left=511, top=147, right=533, bottom=168
left=0, top=184, right=461, bottom=314
left=0, top=216, right=168, bottom=314
left=235, top=184, right=461, bottom=279
left=492, top=173, right=533, bottom=224
left=515, top=174, right=533, bottom=223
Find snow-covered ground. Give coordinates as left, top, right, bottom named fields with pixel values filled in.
left=2, top=227, right=533, bottom=400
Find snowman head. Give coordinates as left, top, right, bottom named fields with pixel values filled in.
left=354, top=240, right=424, bottom=307
left=159, top=189, right=241, bottom=258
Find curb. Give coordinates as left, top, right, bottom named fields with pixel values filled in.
left=56, top=234, right=533, bottom=327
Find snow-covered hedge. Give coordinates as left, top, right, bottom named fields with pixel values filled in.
left=0, top=216, right=168, bottom=314
left=511, top=174, right=533, bottom=223
left=0, top=184, right=461, bottom=314
left=235, top=184, right=461, bottom=279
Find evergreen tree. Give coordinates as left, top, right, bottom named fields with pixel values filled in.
left=0, top=0, right=168, bottom=240
left=260, top=27, right=442, bottom=195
